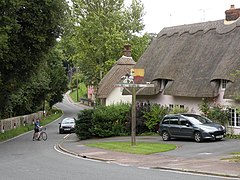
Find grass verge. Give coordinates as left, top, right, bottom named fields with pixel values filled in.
left=0, top=109, right=62, bottom=142
left=221, top=152, right=240, bottom=162
left=86, top=141, right=176, bottom=155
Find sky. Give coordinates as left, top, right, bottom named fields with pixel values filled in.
left=127, top=0, right=240, bottom=33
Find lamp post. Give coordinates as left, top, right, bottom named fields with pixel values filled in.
left=76, top=67, right=79, bottom=102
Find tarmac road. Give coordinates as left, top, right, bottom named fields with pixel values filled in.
left=58, top=133, right=240, bottom=179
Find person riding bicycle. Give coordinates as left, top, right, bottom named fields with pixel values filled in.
left=33, top=119, right=42, bottom=141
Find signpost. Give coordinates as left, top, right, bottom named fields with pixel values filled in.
left=115, top=69, right=154, bottom=146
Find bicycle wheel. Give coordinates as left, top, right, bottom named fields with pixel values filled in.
left=41, top=132, right=47, bottom=141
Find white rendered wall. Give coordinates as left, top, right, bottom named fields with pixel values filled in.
left=106, top=87, right=132, bottom=106
left=138, top=90, right=235, bottom=114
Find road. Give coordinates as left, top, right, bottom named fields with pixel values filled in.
left=0, top=94, right=238, bottom=180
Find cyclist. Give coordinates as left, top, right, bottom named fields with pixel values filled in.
left=33, top=119, right=41, bottom=141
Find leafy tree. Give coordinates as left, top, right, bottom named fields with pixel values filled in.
left=45, top=48, right=69, bottom=108
left=0, top=0, right=69, bottom=118
left=70, top=0, right=150, bottom=86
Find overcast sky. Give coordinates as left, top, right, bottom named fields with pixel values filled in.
left=130, top=0, right=240, bottom=33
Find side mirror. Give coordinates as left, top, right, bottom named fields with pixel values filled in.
left=185, top=123, right=190, bottom=127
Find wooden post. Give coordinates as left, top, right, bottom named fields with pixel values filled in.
left=131, top=86, right=136, bottom=146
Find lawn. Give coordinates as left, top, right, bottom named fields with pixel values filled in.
left=86, top=141, right=177, bottom=155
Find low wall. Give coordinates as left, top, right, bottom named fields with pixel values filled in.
left=0, top=111, right=43, bottom=132
left=227, top=126, right=240, bottom=135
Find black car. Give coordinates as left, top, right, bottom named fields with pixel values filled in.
left=158, top=113, right=226, bottom=142
left=59, top=117, right=76, bottom=134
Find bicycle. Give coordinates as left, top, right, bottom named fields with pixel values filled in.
left=33, top=127, right=47, bottom=141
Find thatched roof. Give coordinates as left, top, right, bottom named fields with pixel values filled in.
left=134, top=19, right=240, bottom=98
left=97, top=56, right=136, bottom=98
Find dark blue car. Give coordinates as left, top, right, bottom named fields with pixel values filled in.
left=158, top=113, right=226, bottom=142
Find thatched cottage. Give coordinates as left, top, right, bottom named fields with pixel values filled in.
left=133, top=5, right=240, bottom=134
left=97, top=5, right=240, bottom=134
left=97, top=44, right=135, bottom=105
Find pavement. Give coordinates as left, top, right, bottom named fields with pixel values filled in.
left=57, top=134, right=240, bottom=179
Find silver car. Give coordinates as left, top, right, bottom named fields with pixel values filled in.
left=59, top=117, right=76, bottom=134
left=158, top=113, right=226, bottom=142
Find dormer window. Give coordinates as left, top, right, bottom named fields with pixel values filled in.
left=221, top=79, right=228, bottom=89
left=160, top=79, right=168, bottom=91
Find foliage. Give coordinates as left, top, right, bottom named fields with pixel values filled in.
left=198, top=98, right=210, bottom=116
left=70, top=0, right=151, bottom=86
left=0, top=0, right=69, bottom=118
left=69, top=83, right=88, bottom=102
left=169, top=106, right=189, bottom=114
left=198, top=98, right=228, bottom=125
left=91, top=104, right=131, bottom=137
left=45, top=48, right=69, bottom=107
left=143, top=104, right=169, bottom=132
left=75, top=109, right=94, bottom=140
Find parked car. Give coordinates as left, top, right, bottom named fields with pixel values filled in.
left=158, top=113, right=226, bottom=142
left=59, top=117, right=76, bottom=134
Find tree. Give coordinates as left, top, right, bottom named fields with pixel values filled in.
left=0, top=0, right=69, bottom=118
left=70, top=0, right=151, bottom=86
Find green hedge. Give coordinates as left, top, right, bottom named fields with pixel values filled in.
left=75, top=104, right=130, bottom=139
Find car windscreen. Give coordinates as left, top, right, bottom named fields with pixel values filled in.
left=183, top=115, right=212, bottom=125
left=62, top=119, right=75, bottom=124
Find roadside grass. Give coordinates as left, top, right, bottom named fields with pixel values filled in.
left=221, top=152, right=240, bottom=162
left=0, top=109, right=62, bottom=142
left=69, top=83, right=87, bottom=102
left=86, top=141, right=177, bottom=155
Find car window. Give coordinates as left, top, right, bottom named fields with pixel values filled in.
left=162, top=119, right=170, bottom=124
left=169, top=117, right=179, bottom=125
left=180, top=118, right=189, bottom=126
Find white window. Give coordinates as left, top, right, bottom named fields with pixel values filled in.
left=221, top=79, right=227, bottom=89
left=228, top=108, right=240, bottom=127
left=169, top=104, right=174, bottom=109
left=180, top=105, right=185, bottom=109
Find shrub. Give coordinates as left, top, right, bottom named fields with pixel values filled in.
left=169, top=106, right=188, bottom=114
left=198, top=98, right=228, bottom=125
left=91, top=104, right=130, bottom=137
left=143, top=104, right=169, bottom=132
left=75, top=109, right=94, bottom=140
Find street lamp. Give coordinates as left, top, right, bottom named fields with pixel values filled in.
left=76, top=67, right=79, bottom=102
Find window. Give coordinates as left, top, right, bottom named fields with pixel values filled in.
left=169, top=117, right=179, bottom=125
left=180, top=105, right=185, bottom=109
left=180, top=118, right=188, bottom=126
left=228, top=108, right=240, bottom=127
left=221, top=79, right=227, bottom=89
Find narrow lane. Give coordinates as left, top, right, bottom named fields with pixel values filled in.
left=0, top=94, right=237, bottom=180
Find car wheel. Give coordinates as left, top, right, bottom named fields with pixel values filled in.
left=162, top=131, right=170, bottom=141
left=59, top=129, right=63, bottom=134
left=194, top=131, right=202, bottom=142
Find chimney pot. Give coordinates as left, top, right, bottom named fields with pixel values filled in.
left=225, top=5, right=240, bottom=21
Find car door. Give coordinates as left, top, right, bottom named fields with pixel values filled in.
left=179, top=117, right=194, bottom=138
left=169, top=116, right=181, bottom=137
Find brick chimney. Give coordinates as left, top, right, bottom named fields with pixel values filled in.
left=123, top=44, right=131, bottom=57
left=225, top=5, right=240, bottom=21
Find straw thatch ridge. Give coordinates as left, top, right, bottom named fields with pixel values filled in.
left=134, top=19, right=240, bottom=97
left=97, top=56, right=136, bottom=98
